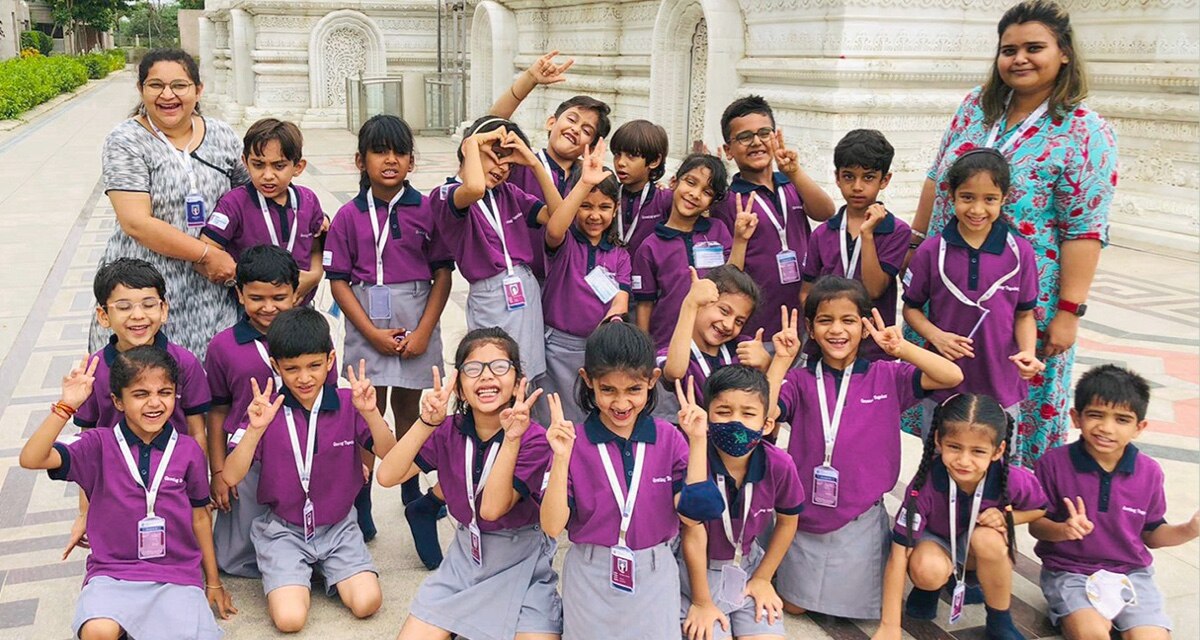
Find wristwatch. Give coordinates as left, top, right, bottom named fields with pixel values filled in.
left=1057, top=299, right=1088, bottom=317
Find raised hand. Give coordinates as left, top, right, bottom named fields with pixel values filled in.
left=500, top=378, right=544, bottom=441
left=579, top=138, right=612, bottom=186
left=861, top=202, right=887, bottom=235
left=734, top=193, right=759, bottom=241
left=1009, top=350, right=1045, bottom=380
left=736, top=329, right=770, bottom=370
left=502, top=130, right=539, bottom=167
left=60, top=355, right=100, bottom=411
left=246, top=377, right=284, bottom=431
left=1062, top=496, right=1094, bottom=540
left=346, top=360, right=378, bottom=413
left=684, top=266, right=720, bottom=310
left=420, top=366, right=456, bottom=427
left=545, top=393, right=577, bottom=457
left=772, top=306, right=801, bottom=360
left=767, top=129, right=799, bottom=176
left=676, top=377, right=708, bottom=442
left=862, top=308, right=906, bottom=358
left=525, top=50, right=575, bottom=86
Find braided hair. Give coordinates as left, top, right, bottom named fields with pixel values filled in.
left=997, top=410, right=1018, bottom=563
left=904, top=407, right=941, bottom=548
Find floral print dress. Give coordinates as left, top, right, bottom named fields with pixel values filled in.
left=903, top=86, right=1118, bottom=467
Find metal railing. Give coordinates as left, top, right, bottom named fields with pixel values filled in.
left=424, top=71, right=465, bottom=134
left=345, top=74, right=405, bottom=133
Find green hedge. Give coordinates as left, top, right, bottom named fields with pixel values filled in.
left=0, top=55, right=89, bottom=119
left=19, top=31, right=53, bottom=56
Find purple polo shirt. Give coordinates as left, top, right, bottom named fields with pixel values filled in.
left=415, top=413, right=551, bottom=532
left=713, top=172, right=810, bottom=338
left=508, top=150, right=574, bottom=281
left=632, top=218, right=733, bottom=349
left=247, top=385, right=374, bottom=527
left=49, top=422, right=211, bottom=588
left=702, top=442, right=805, bottom=561
left=543, top=225, right=632, bottom=337
left=655, top=337, right=749, bottom=407
left=619, top=184, right=674, bottom=256
left=778, top=358, right=927, bottom=534
left=804, top=207, right=911, bottom=361
left=324, top=184, right=454, bottom=286
left=205, top=317, right=338, bottom=437
left=566, top=412, right=690, bottom=550
left=1034, top=442, right=1167, bottom=575
left=75, top=333, right=211, bottom=432
left=204, top=183, right=324, bottom=269
left=903, top=220, right=1038, bottom=407
left=430, top=179, right=546, bottom=283
left=892, top=458, right=1048, bottom=545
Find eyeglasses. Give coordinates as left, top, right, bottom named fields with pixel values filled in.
left=731, top=127, right=775, bottom=146
left=459, top=359, right=514, bottom=378
left=105, top=297, right=163, bottom=313
left=143, top=81, right=195, bottom=96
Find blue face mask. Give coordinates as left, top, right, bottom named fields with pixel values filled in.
left=709, top=421, right=763, bottom=457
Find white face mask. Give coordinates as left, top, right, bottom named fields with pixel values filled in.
left=1085, top=569, right=1138, bottom=620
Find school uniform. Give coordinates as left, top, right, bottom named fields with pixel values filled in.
left=652, top=338, right=744, bottom=423
left=74, top=333, right=211, bottom=434
left=632, top=218, right=733, bottom=349
left=508, top=151, right=574, bottom=281
left=803, top=206, right=911, bottom=361
left=903, top=220, right=1039, bottom=436
left=407, top=413, right=561, bottom=639
left=204, top=317, right=338, bottom=578
left=430, top=179, right=548, bottom=379
left=49, top=422, right=221, bottom=639
left=246, top=384, right=377, bottom=596
left=617, top=183, right=673, bottom=256
left=775, top=357, right=928, bottom=618
left=541, top=225, right=632, bottom=424
left=325, top=184, right=453, bottom=388
left=204, top=183, right=325, bottom=304
left=562, top=412, right=691, bottom=639
left=680, top=443, right=804, bottom=639
left=1033, top=442, right=1173, bottom=631
left=713, top=172, right=810, bottom=339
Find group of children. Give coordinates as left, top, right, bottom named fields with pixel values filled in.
left=18, top=50, right=1198, bottom=640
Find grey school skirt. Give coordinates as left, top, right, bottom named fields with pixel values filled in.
left=73, top=576, right=222, bottom=639
left=409, top=523, right=562, bottom=640
left=345, top=281, right=445, bottom=388
left=775, top=500, right=890, bottom=619
left=466, top=266, right=546, bottom=380
left=213, top=460, right=266, bottom=578
left=563, top=542, right=680, bottom=640
left=539, top=327, right=588, bottom=425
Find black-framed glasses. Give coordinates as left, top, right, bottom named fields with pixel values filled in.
left=731, top=127, right=775, bottom=146
left=143, top=81, right=195, bottom=96
left=104, top=297, right=163, bottom=313
left=460, top=359, right=514, bottom=378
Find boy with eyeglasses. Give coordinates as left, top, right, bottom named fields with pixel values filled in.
left=712, top=96, right=835, bottom=350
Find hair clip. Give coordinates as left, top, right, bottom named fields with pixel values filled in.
left=940, top=392, right=963, bottom=407
left=958, top=147, right=1005, bottom=160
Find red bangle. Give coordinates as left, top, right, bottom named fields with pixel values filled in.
left=51, top=402, right=76, bottom=419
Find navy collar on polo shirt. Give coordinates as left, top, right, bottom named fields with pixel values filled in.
left=280, top=382, right=341, bottom=412
left=104, top=332, right=168, bottom=366
left=233, top=315, right=266, bottom=345
left=584, top=411, right=658, bottom=445
left=247, top=182, right=294, bottom=211
left=804, top=357, right=870, bottom=377
left=729, top=171, right=791, bottom=195
left=654, top=215, right=713, bottom=240
left=119, top=419, right=176, bottom=486
left=943, top=218, right=1011, bottom=255
left=709, top=442, right=768, bottom=486
left=828, top=205, right=897, bottom=235
left=1069, top=439, right=1138, bottom=476
left=569, top=223, right=615, bottom=251
left=624, top=182, right=656, bottom=201
left=353, top=182, right=421, bottom=240
left=930, top=457, right=1004, bottom=500
left=455, top=411, right=506, bottom=448
left=540, top=148, right=571, bottom=188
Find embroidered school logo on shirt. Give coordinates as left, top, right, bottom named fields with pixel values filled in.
left=1122, top=506, right=1148, bottom=516
left=163, top=475, right=185, bottom=484
left=860, top=393, right=889, bottom=404
left=332, top=439, right=355, bottom=447
left=752, top=507, right=776, bottom=518
left=651, top=475, right=673, bottom=484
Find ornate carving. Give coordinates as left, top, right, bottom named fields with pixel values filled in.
left=307, top=10, right=387, bottom=109
left=686, top=19, right=708, bottom=149
left=255, top=15, right=311, bottom=29
left=322, top=27, right=368, bottom=106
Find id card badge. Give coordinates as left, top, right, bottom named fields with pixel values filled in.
left=718, top=562, right=749, bottom=606
left=584, top=266, right=620, bottom=303
left=137, top=516, right=167, bottom=559
left=185, top=192, right=206, bottom=228
left=468, top=521, right=483, bottom=566
left=776, top=250, right=801, bottom=284
left=693, top=242, right=725, bottom=270
left=610, top=545, right=636, bottom=593
left=949, top=580, right=966, bottom=624
left=367, top=285, right=392, bottom=320
left=303, top=498, right=316, bottom=543
left=503, top=274, right=527, bottom=311
left=812, top=465, right=840, bottom=508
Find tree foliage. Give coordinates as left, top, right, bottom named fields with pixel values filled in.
left=50, top=0, right=133, bottom=33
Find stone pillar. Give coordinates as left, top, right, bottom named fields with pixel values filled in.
left=197, top=18, right=214, bottom=90
left=229, top=8, right=255, bottom=108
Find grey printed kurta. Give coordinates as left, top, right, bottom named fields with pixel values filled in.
left=93, top=117, right=249, bottom=359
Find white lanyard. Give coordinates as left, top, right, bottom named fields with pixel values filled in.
left=113, top=426, right=179, bottom=517
left=597, top=440, right=647, bottom=547
left=283, top=388, right=323, bottom=497
left=690, top=341, right=733, bottom=378
left=617, top=185, right=652, bottom=243
left=464, top=437, right=501, bottom=525
left=750, top=186, right=790, bottom=251
left=949, top=471, right=987, bottom=581
left=937, top=232, right=1021, bottom=313
left=716, top=475, right=754, bottom=564
left=147, top=114, right=200, bottom=193
left=366, top=188, right=406, bottom=286
left=477, top=190, right=515, bottom=276
left=252, top=339, right=283, bottom=390
left=815, top=361, right=854, bottom=468
left=985, top=99, right=1049, bottom=154
left=537, top=150, right=565, bottom=195
left=839, top=212, right=863, bottom=277
left=256, top=188, right=299, bottom=253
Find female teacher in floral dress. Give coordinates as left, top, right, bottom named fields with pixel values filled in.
left=905, top=0, right=1118, bottom=466
left=93, top=49, right=248, bottom=360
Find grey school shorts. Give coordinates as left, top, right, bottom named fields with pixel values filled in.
left=250, top=508, right=377, bottom=597
left=1040, top=567, right=1171, bottom=632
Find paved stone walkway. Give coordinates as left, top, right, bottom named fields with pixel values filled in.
left=0, top=75, right=1195, bottom=639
